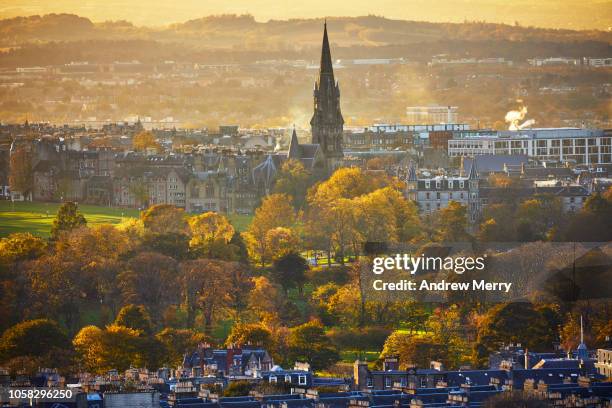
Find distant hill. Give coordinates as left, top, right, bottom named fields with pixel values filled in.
left=1, top=13, right=610, bottom=47
left=0, top=14, right=610, bottom=67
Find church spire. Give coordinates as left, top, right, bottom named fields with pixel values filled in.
left=310, top=21, right=344, bottom=164
left=320, top=20, right=334, bottom=78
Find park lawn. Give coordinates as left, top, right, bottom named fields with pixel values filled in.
left=0, top=201, right=252, bottom=238
left=340, top=350, right=380, bottom=363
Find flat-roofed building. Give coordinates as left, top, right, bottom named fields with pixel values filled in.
left=448, top=128, right=611, bottom=165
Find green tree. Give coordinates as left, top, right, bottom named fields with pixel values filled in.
left=287, top=320, right=339, bottom=371
left=223, top=381, right=253, bottom=397
left=50, top=202, right=86, bottom=240
left=272, top=252, right=308, bottom=294
left=114, top=304, right=154, bottom=334
left=0, top=319, right=70, bottom=361
left=156, top=328, right=209, bottom=367
left=474, top=302, right=557, bottom=366
left=272, top=159, right=311, bottom=209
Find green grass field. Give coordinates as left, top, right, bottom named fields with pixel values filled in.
left=0, top=201, right=252, bottom=238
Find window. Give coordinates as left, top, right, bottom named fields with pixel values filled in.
left=385, top=377, right=392, bottom=388
left=367, top=378, right=373, bottom=388
left=459, top=181, right=464, bottom=189
left=436, top=192, right=441, bottom=200
left=298, top=375, right=307, bottom=385
left=285, top=375, right=291, bottom=383
left=269, top=376, right=277, bottom=383
left=425, top=181, right=430, bottom=189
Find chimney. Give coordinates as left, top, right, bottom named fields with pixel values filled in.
left=447, top=106, right=452, bottom=124
left=524, top=349, right=529, bottom=369
left=353, top=360, right=369, bottom=391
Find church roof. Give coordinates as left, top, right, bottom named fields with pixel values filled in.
left=288, top=127, right=300, bottom=159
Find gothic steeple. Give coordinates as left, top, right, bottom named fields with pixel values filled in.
left=310, top=21, right=344, bottom=164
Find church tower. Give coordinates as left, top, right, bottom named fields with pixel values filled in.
left=310, top=22, right=344, bottom=167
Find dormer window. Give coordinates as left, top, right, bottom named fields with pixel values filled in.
left=269, top=375, right=277, bottom=383
left=425, top=181, right=430, bottom=189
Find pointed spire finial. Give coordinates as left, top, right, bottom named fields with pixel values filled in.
left=580, top=315, right=584, bottom=344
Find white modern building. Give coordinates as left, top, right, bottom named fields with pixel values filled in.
left=448, top=128, right=612, bottom=165
left=406, top=105, right=458, bottom=124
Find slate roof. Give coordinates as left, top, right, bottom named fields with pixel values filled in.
left=461, top=155, right=529, bottom=176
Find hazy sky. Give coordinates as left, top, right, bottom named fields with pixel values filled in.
left=1, top=0, right=611, bottom=30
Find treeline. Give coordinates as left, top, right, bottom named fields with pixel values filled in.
left=1, top=164, right=611, bottom=376
left=2, top=38, right=610, bottom=69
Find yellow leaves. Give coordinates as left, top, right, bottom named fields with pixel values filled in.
left=188, top=212, right=235, bottom=249
left=132, top=131, right=161, bottom=152
left=140, top=204, right=188, bottom=235
left=73, top=324, right=143, bottom=373
left=0, top=232, right=46, bottom=265
left=264, top=227, right=300, bottom=261
left=246, top=194, right=297, bottom=265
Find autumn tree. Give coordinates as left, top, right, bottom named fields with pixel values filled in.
left=156, top=328, right=209, bottom=367
left=118, top=252, right=179, bottom=320
left=226, top=322, right=273, bottom=349
left=265, top=227, right=300, bottom=262
left=0, top=233, right=47, bottom=329
left=180, top=259, right=240, bottom=333
left=561, top=191, right=612, bottom=241
left=188, top=212, right=236, bottom=259
left=73, top=324, right=144, bottom=373
left=141, top=204, right=188, bottom=234
left=426, top=305, right=469, bottom=368
left=380, top=331, right=448, bottom=369
left=132, top=131, right=160, bottom=152
left=0, top=233, right=46, bottom=265
left=434, top=201, right=471, bottom=242
left=559, top=313, right=581, bottom=353
left=141, top=204, right=190, bottom=258
left=247, top=276, right=285, bottom=324
left=50, top=201, right=86, bottom=240
left=473, top=302, right=557, bottom=366
left=244, top=194, right=296, bottom=266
